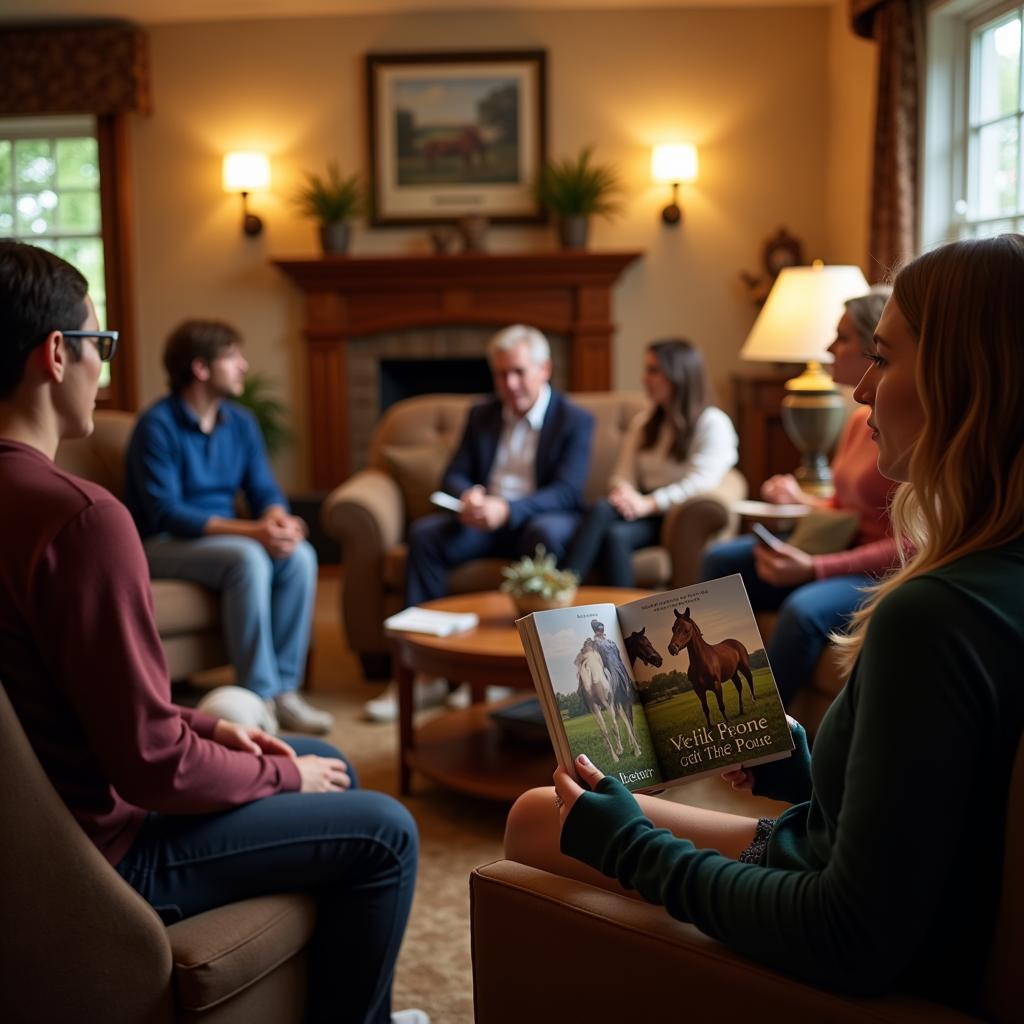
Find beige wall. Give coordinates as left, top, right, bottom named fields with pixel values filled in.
left=131, top=5, right=873, bottom=490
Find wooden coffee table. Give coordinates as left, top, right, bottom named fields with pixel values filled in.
left=388, top=587, right=650, bottom=799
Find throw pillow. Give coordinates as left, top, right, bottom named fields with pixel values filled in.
left=381, top=444, right=451, bottom=522
left=787, top=508, right=860, bottom=555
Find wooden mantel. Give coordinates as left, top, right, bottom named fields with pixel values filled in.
left=273, top=250, right=642, bottom=488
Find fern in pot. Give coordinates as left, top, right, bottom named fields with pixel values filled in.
left=501, top=545, right=579, bottom=616
left=534, top=145, right=622, bottom=250
left=293, top=161, right=364, bottom=255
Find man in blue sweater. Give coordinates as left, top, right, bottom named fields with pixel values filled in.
left=125, top=320, right=333, bottom=734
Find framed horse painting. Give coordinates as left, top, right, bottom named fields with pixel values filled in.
left=366, top=49, right=547, bottom=226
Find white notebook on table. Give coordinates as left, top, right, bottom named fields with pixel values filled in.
left=384, top=606, right=479, bottom=637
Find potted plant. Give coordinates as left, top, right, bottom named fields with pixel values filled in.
left=534, top=145, right=622, bottom=250
left=500, top=545, right=579, bottom=616
left=235, top=371, right=294, bottom=456
left=293, top=161, right=364, bottom=255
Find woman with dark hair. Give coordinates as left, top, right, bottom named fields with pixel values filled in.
left=563, top=338, right=737, bottom=587
left=507, top=234, right=1024, bottom=1013
left=700, top=291, right=896, bottom=705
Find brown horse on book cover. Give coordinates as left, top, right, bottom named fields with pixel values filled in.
left=666, top=606, right=756, bottom=727
left=574, top=639, right=642, bottom=763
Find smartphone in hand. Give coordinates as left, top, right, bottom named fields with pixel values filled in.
left=751, top=521, right=787, bottom=553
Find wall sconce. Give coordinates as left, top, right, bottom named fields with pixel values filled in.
left=222, top=151, right=270, bottom=237
left=651, top=143, right=698, bottom=226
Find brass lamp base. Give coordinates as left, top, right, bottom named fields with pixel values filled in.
left=780, top=361, right=846, bottom=498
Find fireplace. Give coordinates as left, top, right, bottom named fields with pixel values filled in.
left=273, top=251, right=641, bottom=487
left=379, top=357, right=492, bottom=411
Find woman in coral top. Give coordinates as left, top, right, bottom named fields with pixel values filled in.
left=700, top=291, right=897, bottom=704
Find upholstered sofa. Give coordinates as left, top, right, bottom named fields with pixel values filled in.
left=55, top=410, right=227, bottom=681
left=320, top=392, right=747, bottom=679
left=470, top=735, right=1024, bottom=1024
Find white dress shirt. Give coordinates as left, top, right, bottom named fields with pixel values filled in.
left=486, top=384, right=552, bottom=501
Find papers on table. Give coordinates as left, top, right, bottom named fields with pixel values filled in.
left=384, top=606, right=479, bottom=637
left=733, top=499, right=809, bottom=519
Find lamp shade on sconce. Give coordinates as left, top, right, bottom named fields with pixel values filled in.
left=222, top=151, right=270, bottom=193
left=651, top=143, right=698, bottom=184
left=222, top=152, right=269, bottom=237
left=652, top=143, right=697, bottom=226
left=740, top=263, right=869, bottom=365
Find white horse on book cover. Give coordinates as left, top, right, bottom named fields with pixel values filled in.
left=574, top=639, right=642, bottom=763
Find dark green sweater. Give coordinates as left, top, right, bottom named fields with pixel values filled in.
left=561, top=541, right=1024, bottom=1010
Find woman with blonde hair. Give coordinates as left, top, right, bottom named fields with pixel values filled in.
left=504, top=234, right=1024, bottom=1011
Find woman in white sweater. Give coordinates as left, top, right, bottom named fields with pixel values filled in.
left=563, top=338, right=737, bottom=586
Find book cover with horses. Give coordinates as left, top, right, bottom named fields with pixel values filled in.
left=517, top=574, right=793, bottom=793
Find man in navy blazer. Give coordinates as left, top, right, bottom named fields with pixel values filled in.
left=406, top=324, right=594, bottom=606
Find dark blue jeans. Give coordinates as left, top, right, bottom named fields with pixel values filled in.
left=562, top=499, right=663, bottom=587
left=700, top=535, right=869, bottom=705
left=405, top=510, right=581, bottom=605
left=115, top=738, right=418, bottom=1024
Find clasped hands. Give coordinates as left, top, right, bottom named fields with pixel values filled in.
left=252, top=505, right=307, bottom=558
left=608, top=483, right=657, bottom=521
left=459, top=485, right=510, bottom=531
left=212, top=719, right=351, bottom=793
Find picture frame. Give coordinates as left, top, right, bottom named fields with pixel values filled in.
left=366, top=50, right=547, bottom=226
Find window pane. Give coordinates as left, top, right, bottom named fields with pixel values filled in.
left=55, top=237, right=105, bottom=300
left=14, top=139, right=55, bottom=188
left=976, top=118, right=1019, bottom=217
left=0, top=194, right=12, bottom=235
left=55, top=137, right=100, bottom=190
left=59, top=190, right=101, bottom=234
left=0, top=140, right=10, bottom=190
left=976, top=16, right=1021, bottom=123
left=15, top=192, right=55, bottom=235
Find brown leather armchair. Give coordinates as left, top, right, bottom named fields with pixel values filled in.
left=321, top=392, right=747, bottom=679
left=0, top=683, right=315, bottom=1023
left=55, top=410, right=227, bottom=682
left=470, top=736, right=1023, bottom=1023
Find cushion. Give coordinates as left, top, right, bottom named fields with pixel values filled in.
left=167, top=893, right=316, bottom=1011
left=787, top=508, right=860, bottom=555
left=151, top=579, right=221, bottom=635
left=381, top=443, right=451, bottom=522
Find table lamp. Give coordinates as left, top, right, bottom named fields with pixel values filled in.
left=740, top=261, right=869, bottom=495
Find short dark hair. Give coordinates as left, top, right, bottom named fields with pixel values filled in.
left=0, top=240, right=89, bottom=399
left=163, top=319, right=243, bottom=393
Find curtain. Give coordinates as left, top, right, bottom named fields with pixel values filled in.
left=0, top=24, right=151, bottom=116
left=850, top=0, right=923, bottom=281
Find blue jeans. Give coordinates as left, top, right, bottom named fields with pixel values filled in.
left=405, top=511, right=581, bottom=605
left=116, top=738, right=418, bottom=1024
left=563, top=499, right=663, bottom=587
left=700, top=535, right=869, bottom=705
left=145, top=535, right=317, bottom=699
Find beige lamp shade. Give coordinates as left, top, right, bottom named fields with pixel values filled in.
left=651, top=143, right=698, bottom=184
left=740, top=263, right=870, bottom=365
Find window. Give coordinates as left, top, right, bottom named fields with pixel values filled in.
left=924, top=0, right=1024, bottom=245
left=0, top=115, right=112, bottom=387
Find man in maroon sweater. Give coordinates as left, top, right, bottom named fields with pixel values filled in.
left=0, top=240, right=423, bottom=1024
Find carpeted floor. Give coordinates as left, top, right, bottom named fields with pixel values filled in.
left=215, top=571, right=788, bottom=1024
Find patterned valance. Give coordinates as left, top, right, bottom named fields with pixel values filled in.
left=0, top=24, right=151, bottom=117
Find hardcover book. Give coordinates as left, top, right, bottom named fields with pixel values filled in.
left=516, top=574, right=793, bottom=793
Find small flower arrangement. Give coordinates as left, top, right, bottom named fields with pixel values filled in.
left=501, top=545, right=578, bottom=615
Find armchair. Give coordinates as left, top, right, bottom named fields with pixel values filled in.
left=471, top=735, right=1023, bottom=1023
left=321, top=392, right=747, bottom=679
left=0, top=683, right=316, bottom=1023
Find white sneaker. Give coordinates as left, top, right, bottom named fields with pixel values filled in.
left=273, top=691, right=334, bottom=735
left=392, top=1011, right=430, bottom=1024
left=445, top=684, right=516, bottom=709
left=363, top=677, right=449, bottom=723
